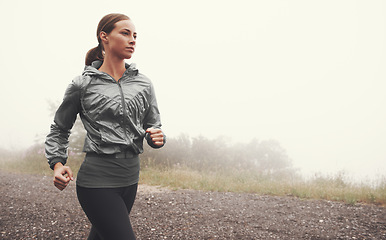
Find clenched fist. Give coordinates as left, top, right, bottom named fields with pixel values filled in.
left=146, top=128, right=165, bottom=147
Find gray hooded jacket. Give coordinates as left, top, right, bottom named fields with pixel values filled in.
left=45, top=61, right=164, bottom=169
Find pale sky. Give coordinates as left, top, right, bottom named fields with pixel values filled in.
left=0, top=0, right=385, bottom=182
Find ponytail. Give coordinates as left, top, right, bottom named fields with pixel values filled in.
left=85, top=44, right=104, bottom=66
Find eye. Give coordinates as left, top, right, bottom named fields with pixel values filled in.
left=121, top=32, right=129, bottom=35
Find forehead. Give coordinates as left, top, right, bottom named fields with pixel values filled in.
left=114, top=19, right=136, bottom=33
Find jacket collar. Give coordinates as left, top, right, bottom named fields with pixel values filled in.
left=83, top=60, right=138, bottom=79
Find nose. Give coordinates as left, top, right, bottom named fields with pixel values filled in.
left=129, top=35, right=136, bottom=45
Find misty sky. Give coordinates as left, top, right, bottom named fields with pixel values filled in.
left=0, top=0, right=385, bottom=182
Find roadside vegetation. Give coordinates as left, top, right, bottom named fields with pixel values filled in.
left=0, top=129, right=385, bottom=206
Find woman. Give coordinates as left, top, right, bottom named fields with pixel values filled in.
left=45, top=13, right=165, bottom=240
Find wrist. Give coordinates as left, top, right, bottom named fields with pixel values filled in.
left=49, top=158, right=65, bottom=170
left=53, top=162, right=64, bottom=171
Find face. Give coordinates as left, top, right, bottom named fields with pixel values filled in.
left=101, top=19, right=137, bottom=60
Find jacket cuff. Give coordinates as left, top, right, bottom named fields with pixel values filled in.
left=145, top=132, right=166, bottom=149
left=49, top=158, right=66, bottom=170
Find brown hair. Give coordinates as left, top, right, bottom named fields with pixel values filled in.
left=85, top=13, right=130, bottom=66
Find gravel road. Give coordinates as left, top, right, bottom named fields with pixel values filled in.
left=0, top=170, right=385, bottom=239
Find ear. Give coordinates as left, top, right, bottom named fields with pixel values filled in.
left=100, top=31, right=109, bottom=44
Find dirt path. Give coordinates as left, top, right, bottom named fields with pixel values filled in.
left=0, top=170, right=385, bottom=239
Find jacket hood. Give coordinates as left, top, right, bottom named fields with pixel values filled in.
left=82, top=60, right=139, bottom=79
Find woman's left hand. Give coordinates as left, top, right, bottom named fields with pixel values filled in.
left=146, top=128, right=164, bottom=146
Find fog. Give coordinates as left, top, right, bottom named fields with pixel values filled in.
left=0, top=0, right=385, bottom=182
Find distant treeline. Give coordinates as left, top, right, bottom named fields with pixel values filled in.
left=141, top=134, right=294, bottom=174
left=63, top=116, right=296, bottom=175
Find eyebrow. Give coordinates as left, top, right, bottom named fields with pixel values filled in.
left=123, top=28, right=137, bottom=35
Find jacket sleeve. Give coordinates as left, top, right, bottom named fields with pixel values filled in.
left=45, top=79, right=81, bottom=170
left=143, top=83, right=166, bottom=148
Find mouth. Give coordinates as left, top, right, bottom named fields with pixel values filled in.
left=126, top=47, right=135, bottom=52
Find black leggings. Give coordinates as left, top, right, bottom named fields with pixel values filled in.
left=76, top=184, right=138, bottom=240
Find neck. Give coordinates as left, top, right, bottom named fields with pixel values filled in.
left=98, top=54, right=126, bottom=81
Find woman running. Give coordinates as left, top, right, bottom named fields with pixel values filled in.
left=45, top=13, right=165, bottom=240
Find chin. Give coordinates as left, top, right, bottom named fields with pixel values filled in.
left=124, top=54, right=133, bottom=59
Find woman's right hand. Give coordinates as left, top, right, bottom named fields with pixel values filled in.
left=53, top=162, right=74, bottom=191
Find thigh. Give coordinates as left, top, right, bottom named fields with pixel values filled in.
left=76, top=186, right=136, bottom=240
left=122, top=183, right=138, bottom=214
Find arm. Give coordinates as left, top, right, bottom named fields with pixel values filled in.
left=143, top=83, right=166, bottom=148
left=45, top=81, right=81, bottom=169
left=45, top=79, right=81, bottom=189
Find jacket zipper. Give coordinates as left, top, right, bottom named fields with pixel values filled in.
left=117, top=78, right=141, bottom=154
left=117, top=80, right=131, bottom=146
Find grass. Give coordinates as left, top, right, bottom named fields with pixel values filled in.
left=1, top=149, right=385, bottom=206
left=139, top=167, right=386, bottom=206
left=0, top=147, right=84, bottom=176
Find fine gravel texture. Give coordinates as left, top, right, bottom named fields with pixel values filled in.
left=0, top=170, right=385, bottom=239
